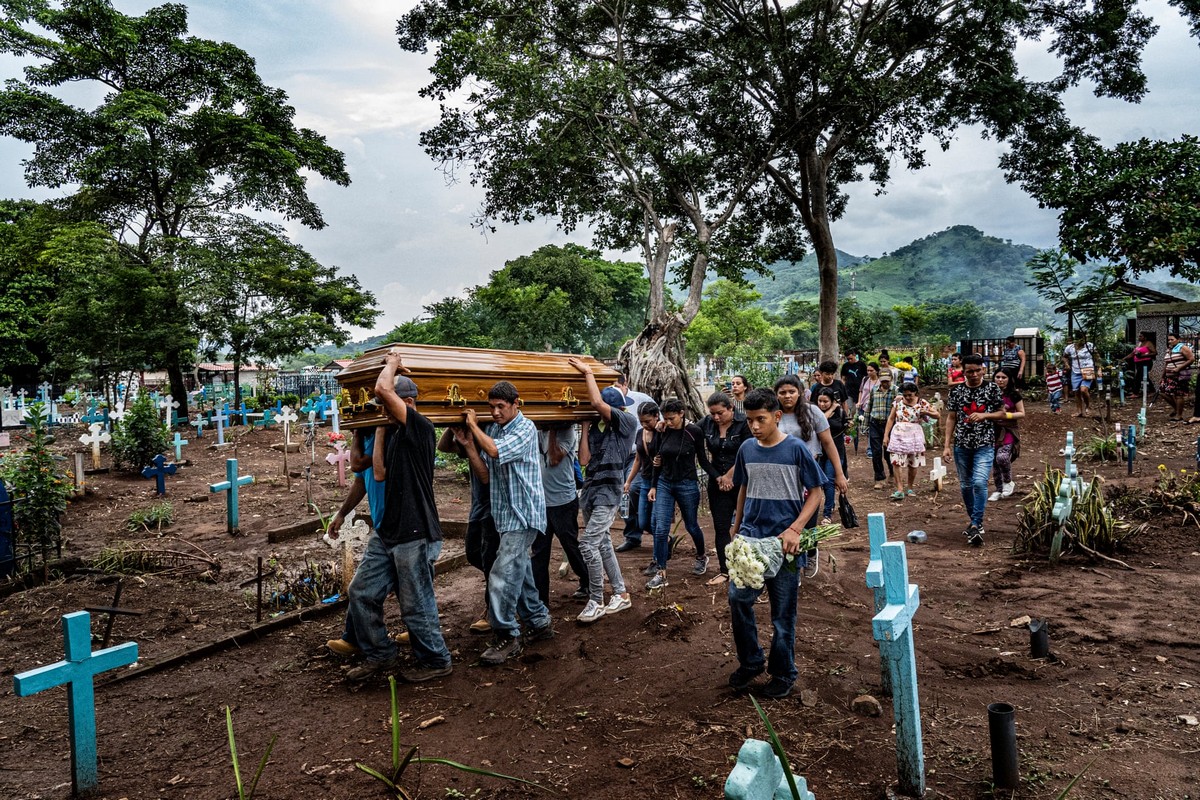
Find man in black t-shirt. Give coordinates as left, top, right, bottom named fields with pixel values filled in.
left=840, top=351, right=868, bottom=418
left=342, top=349, right=453, bottom=684
left=815, top=360, right=850, bottom=417
left=943, top=354, right=1004, bottom=547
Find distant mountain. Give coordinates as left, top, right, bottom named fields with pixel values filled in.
left=277, top=333, right=389, bottom=371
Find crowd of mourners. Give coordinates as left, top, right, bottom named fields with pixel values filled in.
left=317, top=334, right=1139, bottom=698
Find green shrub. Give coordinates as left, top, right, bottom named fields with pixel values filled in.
left=277, top=393, right=300, bottom=409
left=110, top=393, right=171, bottom=472
left=0, top=403, right=72, bottom=561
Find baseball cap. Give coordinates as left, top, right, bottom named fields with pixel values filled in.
left=367, top=375, right=419, bottom=407
left=600, top=386, right=634, bottom=410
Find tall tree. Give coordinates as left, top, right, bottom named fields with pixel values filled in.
left=0, top=0, right=350, bottom=412
left=185, top=217, right=378, bottom=405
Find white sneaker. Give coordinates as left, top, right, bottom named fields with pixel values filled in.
left=1001, top=481, right=1015, bottom=498
left=988, top=491, right=1002, bottom=502
left=604, top=593, right=631, bottom=614
left=577, top=600, right=606, bottom=624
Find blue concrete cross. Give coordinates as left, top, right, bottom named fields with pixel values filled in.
left=172, top=431, right=189, bottom=462
left=871, top=539, right=925, bottom=797
left=236, top=402, right=249, bottom=426
left=13, top=611, right=138, bottom=795
left=192, top=413, right=208, bottom=439
left=141, top=453, right=178, bottom=496
left=210, top=458, right=254, bottom=534
left=253, top=407, right=275, bottom=429
left=864, top=512, right=894, bottom=697
left=724, top=739, right=816, bottom=800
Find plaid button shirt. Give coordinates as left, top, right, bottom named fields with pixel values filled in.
left=867, top=385, right=897, bottom=421
left=484, top=412, right=547, bottom=534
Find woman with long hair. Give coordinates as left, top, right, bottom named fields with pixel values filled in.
left=989, top=370, right=1025, bottom=500
left=698, top=392, right=750, bottom=586
left=773, top=375, right=848, bottom=524
left=729, top=375, right=750, bottom=411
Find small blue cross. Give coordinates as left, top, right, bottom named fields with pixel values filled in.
left=193, top=414, right=208, bottom=439
left=141, top=454, right=178, bottom=496
left=872, top=539, right=925, bottom=797
left=172, top=432, right=189, bottom=462
left=210, top=458, right=254, bottom=534
left=253, top=408, right=275, bottom=429
left=236, top=402, right=249, bottom=426
left=13, top=611, right=138, bottom=795
left=213, top=406, right=228, bottom=446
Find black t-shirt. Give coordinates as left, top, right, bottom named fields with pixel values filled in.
left=379, top=409, right=443, bottom=545
left=841, top=362, right=868, bottom=396
left=812, top=379, right=849, bottom=407
left=649, top=423, right=716, bottom=484
left=698, top=412, right=751, bottom=475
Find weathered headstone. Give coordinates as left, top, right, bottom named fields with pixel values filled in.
left=141, top=454, right=178, bottom=496
left=12, top=611, right=138, bottom=796
left=78, top=423, right=111, bottom=471
left=209, top=458, right=254, bottom=535
left=872, top=539, right=925, bottom=798
left=724, top=739, right=816, bottom=800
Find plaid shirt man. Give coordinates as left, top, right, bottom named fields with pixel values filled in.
left=484, top=411, right=547, bottom=534
left=866, top=383, right=897, bottom=421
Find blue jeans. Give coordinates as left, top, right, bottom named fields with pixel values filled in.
left=651, top=477, right=705, bottom=570
left=820, top=457, right=837, bottom=519
left=728, top=564, right=801, bottom=684
left=622, top=473, right=653, bottom=545
left=346, top=534, right=450, bottom=667
left=487, top=528, right=551, bottom=639
left=953, top=445, right=995, bottom=527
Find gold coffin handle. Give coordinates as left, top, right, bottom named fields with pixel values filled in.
left=444, top=384, right=467, bottom=407
left=560, top=386, right=579, bottom=407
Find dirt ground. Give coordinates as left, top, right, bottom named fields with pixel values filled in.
left=1, top=397, right=1198, bottom=800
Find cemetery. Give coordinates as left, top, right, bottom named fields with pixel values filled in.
left=1, top=376, right=1197, bottom=800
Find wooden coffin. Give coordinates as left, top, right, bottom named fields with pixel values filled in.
left=334, top=344, right=619, bottom=428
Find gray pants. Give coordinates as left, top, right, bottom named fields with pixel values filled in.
left=580, top=503, right=627, bottom=604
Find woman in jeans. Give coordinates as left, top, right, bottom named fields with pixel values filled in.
left=645, top=398, right=716, bottom=589
left=623, top=401, right=661, bottom=577
left=698, top=392, right=750, bottom=586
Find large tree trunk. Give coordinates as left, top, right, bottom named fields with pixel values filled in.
left=166, top=358, right=188, bottom=420
left=617, top=313, right=704, bottom=420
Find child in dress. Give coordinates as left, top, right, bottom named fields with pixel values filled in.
left=882, top=382, right=940, bottom=499
left=1045, top=366, right=1063, bottom=413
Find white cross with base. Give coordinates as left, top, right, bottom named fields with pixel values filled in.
left=325, top=441, right=350, bottom=487
left=929, top=457, right=947, bottom=493
left=78, top=423, right=111, bottom=471
left=160, top=394, right=179, bottom=425
left=278, top=405, right=298, bottom=446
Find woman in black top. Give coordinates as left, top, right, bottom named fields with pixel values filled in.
left=645, top=398, right=717, bottom=588
left=698, top=392, right=750, bottom=585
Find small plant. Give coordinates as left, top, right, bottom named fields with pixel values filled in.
left=1014, top=467, right=1137, bottom=561
left=226, top=706, right=276, bottom=800
left=267, top=558, right=342, bottom=611
left=126, top=501, right=174, bottom=533
left=110, top=392, right=170, bottom=472
left=750, top=695, right=805, bottom=800
left=1081, top=434, right=1120, bottom=462
left=1109, top=465, right=1200, bottom=527
left=357, top=676, right=547, bottom=799
left=0, top=403, right=72, bottom=563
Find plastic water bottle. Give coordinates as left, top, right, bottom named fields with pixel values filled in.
left=905, top=529, right=927, bottom=544
left=618, top=491, right=630, bottom=518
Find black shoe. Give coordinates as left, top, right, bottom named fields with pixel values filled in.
left=761, top=677, right=794, bottom=699
left=346, top=656, right=398, bottom=683
left=399, top=662, right=453, bottom=683
left=729, top=665, right=765, bottom=690
left=481, top=635, right=522, bottom=665
left=966, top=525, right=984, bottom=547
left=570, top=587, right=588, bottom=602
left=527, top=623, right=555, bottom=643
left=615, top=540, right=641, bottom=553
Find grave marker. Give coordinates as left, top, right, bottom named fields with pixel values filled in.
left=210, top=458, right=254, bottom=534
left=192, top=413, right=208, bottom=439
left=865, top=512, right=894, bottom=697
left=37, top=381, right=52, bottom=404
left=159, top=394, right=179, bottom=426
left=871, top=539, right=925, bottom=797
left=325, top=441, right=350, bottom=487
left=78, top=423, right=111, bottom=470
left=107, top=407, right=125, bottom=429
left=73, top=452, right=86, bottom=493
left=235, top=402, right=249, bottom=426
left=278, top=405, right=298, bottom=445
left=253, top=407, right=275, bottom=429
left=172, top=432, right=189, bottom=462
left=141, top=454, right=178, bottom=496
left=327, top=401, right=340, bottom=433
left=213, top=406, right=228, bottom=446
left=928, top=457, right=947, bottom=494
left=724, top=739, right=816, bottom=800
left=12, top=611, right=138, bottom=795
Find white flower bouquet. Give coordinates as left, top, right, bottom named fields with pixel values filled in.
left=725, top=525, right=843, bottom=589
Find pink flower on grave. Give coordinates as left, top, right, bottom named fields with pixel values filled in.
left=327, top=432, right=346, bottom=443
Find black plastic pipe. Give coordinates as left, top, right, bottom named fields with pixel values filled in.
left=1030, top=619, right=1049, bottom=659
left=988, top=702, right=1019, bottom=790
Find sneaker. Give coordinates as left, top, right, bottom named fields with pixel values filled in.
left=527, top=623, right=556, bottom=642
left=400, top=662, right=453, bottom=683
left=615, top=540, right=641, bottom=553
left=577, top=600, right=607, bottom=624
left=873, top=481, right=885, bottom=490
left=729, top=665, right=764, bottom=690
left=346, top=656, right=398, bottom=682
left=692, top=555, right=709, bottom=575
left=890, top=490, right=905, bottom=501
left=1001, top=481, right=1015, bottom=498
left=481, top=635, right=522, bottom=665
left=570, top=587, right=589, bottom=601
left=988, top=491, right=1002, bottom=502
left=645, top=571, right=669, bottom=590
left=966, top=525, right=984, bottom=547
left=326, top=638, right=361, bottom=658
left=804, top=547, right=819, bottom=579
left=469, top=618, right=491, bottom=634
left=761, top=676, right=794, bottom=699
left=642, top=561, right=660, bottom=577
left=604, top=593, right=632, bottom=614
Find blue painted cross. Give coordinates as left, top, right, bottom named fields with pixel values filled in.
left=872, top=539, right=925, bottom=797
left=253, top=407, right=275, bottom=429
left=210, top=458, right=254, bottom=534
left=172, top=431, right=189, bottom=462
left=236, top=402, right=249, bottom=426
left=213, top=405, right=228, bottom=446
left=192, top=413, right=208, bottom=439
left=13, top=611, right=138, bottom=796
left=141, top=454, right=178, bottom=496
left=865, top=512, right=893, bottom=697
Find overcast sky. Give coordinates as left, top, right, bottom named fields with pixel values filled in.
left=0, top=0, right=1197, bottom=337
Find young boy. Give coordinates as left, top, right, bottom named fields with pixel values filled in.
left=728, top=388, right=825, bottom=699
left=1045, top=366, right=1063, bottom=413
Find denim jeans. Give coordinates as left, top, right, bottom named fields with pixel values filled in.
left=487, top=528, right=551, bottom=639
left=820, top=457, right=837, bottom=519
left=953, top=445, right=995, bottom=527
left=728, top=564, right=801, bottom=684
left=580, top=503, right=627, bottom=604
left=346, top=533, right=450, bottom=667
left=707, top=477, right=737, bottom=575
left=620, top=451, right=643, bottom=545
left=652, top=477, right=705, bottom=570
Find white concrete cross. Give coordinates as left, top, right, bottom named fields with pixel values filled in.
left=326, top=403, right=340, bottom=434
left=37, top=381, right=52, bottom=403
left=929, top=457, right=947, bottom=493
left=107, top=407, right=125, bottom=428
left=278, top=405, right=298, bottom=446
left=213, top=406, right=228, bottom=446
left=78, top=423, right=111, bottom=470
left=160, top=394, right=179, bottom=425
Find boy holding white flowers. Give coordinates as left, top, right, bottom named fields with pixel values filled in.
left=728, top=388, right=825, bottom=699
